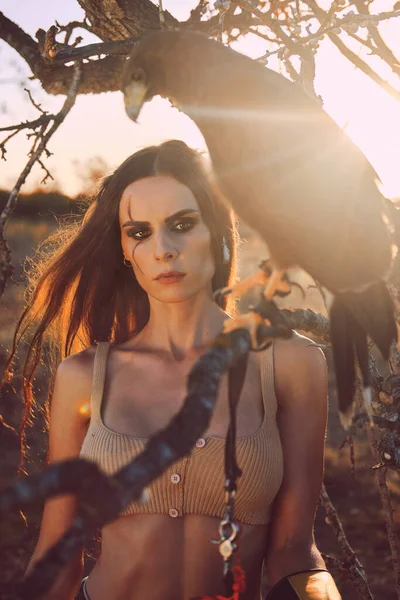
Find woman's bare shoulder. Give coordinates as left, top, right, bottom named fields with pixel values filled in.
left=272, top=331, right=327, bottom=407
left=52, top=345, right=99, bottom=424
left=57, top=344, right=98, bottom=383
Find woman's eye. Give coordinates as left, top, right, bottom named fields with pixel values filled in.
left=127, top=228, right=150, bottom=240
left=173, top=218, right=197, bottom=232
left=126, top=218, right=197, bottom=239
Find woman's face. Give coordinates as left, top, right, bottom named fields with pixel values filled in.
left=119, top=175, right=215, bottom=303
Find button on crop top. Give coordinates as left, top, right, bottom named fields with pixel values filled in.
left=79, top=342, right=284, bottom=525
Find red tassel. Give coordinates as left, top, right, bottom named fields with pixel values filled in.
left=191, top=557, right=246, bottom=600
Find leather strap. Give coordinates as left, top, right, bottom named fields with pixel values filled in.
left=225, top=352, right=249, bottom=492
left=223, top=351, right=249, bottom=596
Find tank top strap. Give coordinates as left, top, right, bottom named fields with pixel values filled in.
left=259, top=341, right=277, bottom=416
left=90, top=341, right=111, bottom=420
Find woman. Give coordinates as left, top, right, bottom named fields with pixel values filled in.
left=10, top=140, right=337, bottom=599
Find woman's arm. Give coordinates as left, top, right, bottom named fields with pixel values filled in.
left=264, top=334, right=328, bottom=586
left=25, top=351, right=94, bottom=600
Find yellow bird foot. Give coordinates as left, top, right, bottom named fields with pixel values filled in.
left=222, top=310, right=292, bottom=351
left=213, top=265, right=270, bottom=303
left=222, top=312, right=271, bottom=351
left=214, top=260, right=300, bottom=305
left=261, top=261, right=306, bottom=300
left=263, top=267, right=291, bottom=300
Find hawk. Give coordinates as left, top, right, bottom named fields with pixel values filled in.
left=122, top=30, right=398, bottom=427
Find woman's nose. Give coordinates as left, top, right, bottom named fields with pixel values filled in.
left=154, top=232, right=178, bottom=262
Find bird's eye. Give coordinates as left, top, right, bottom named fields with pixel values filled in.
left=131, top=68, right=146, bottom=83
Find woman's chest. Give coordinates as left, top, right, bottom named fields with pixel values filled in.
left=101, top=352, right=264, bottom=440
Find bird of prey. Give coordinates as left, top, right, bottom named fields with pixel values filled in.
left=121, top=30, right=398, bottom=428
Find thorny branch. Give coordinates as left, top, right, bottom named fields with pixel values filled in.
left=310, top=259, right=400, bottom=597
left=320, top=484, right=373, bottom=599
left=0, top=61, right=82, bottom=300
left=360, top=386, right=400, bottom=597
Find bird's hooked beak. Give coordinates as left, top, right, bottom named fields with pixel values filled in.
left=123, top=80, right=148, bottom=122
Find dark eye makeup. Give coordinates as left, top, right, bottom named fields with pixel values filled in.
left=126, top=216, right=199, bottom=241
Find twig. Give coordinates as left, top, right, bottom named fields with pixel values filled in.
left=54, top=18, right=92, bottom=45
left=0, top=114, right=52, bottom=134
left=303, top=0, right=400, bottom=102
left=0, top=129, right=19, bottom=159
left=24, top=88, right=47, bottom=114
left=236, top=0, right=312, bottom=60
left=38, top=159, right=54, bottom=184
left=352, top=0, right=400, bottom=76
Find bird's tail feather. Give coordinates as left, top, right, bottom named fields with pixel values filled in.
left=329, top=298, right=357, bottom=429
left=330, top=282, right=397, bottom=429
left=342, top=281, right=397, bottom=360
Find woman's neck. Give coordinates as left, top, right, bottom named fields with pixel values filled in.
left=135, top=292, right=227, bottom=361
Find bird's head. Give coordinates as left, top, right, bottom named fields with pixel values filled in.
left=122, top=32, right=164, bottom=122
left=122, top=30, right=217, bottom=122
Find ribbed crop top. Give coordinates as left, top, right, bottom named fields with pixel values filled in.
left=79, top=342, right=284, bottom=525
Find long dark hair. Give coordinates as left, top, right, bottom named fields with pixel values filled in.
left=2, top=140, right=238, bottom=467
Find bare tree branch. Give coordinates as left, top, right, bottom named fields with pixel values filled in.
left=303, top=0, right=400, bottom=103
left=352, top=0, right=400, bottom=77
left=55, top=18, right=93, bottom=45
left=52, top=38, right=136, bottom=63
left=0, top=7, right=258, bottom=96
left=0, top=62, right=82, bottom=299
left=235, top=0, right=313, bottom=61
left=0, top=11, right=41, bottom=71
left=0, top=114, right=51, bottom=135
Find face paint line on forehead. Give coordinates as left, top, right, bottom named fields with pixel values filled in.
left=120, top=175, right=202, bottom=225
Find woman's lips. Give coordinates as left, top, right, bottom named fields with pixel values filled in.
left=155, top=272, right=186, bottom=284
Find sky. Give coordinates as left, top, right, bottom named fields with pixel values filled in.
left=0, top=0, right=399, bottom=199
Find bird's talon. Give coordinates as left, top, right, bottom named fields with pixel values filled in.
left=287, top=279, right=306, bottom=300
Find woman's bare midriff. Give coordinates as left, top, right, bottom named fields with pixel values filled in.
left=86, top=514, right=269, bottom=600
